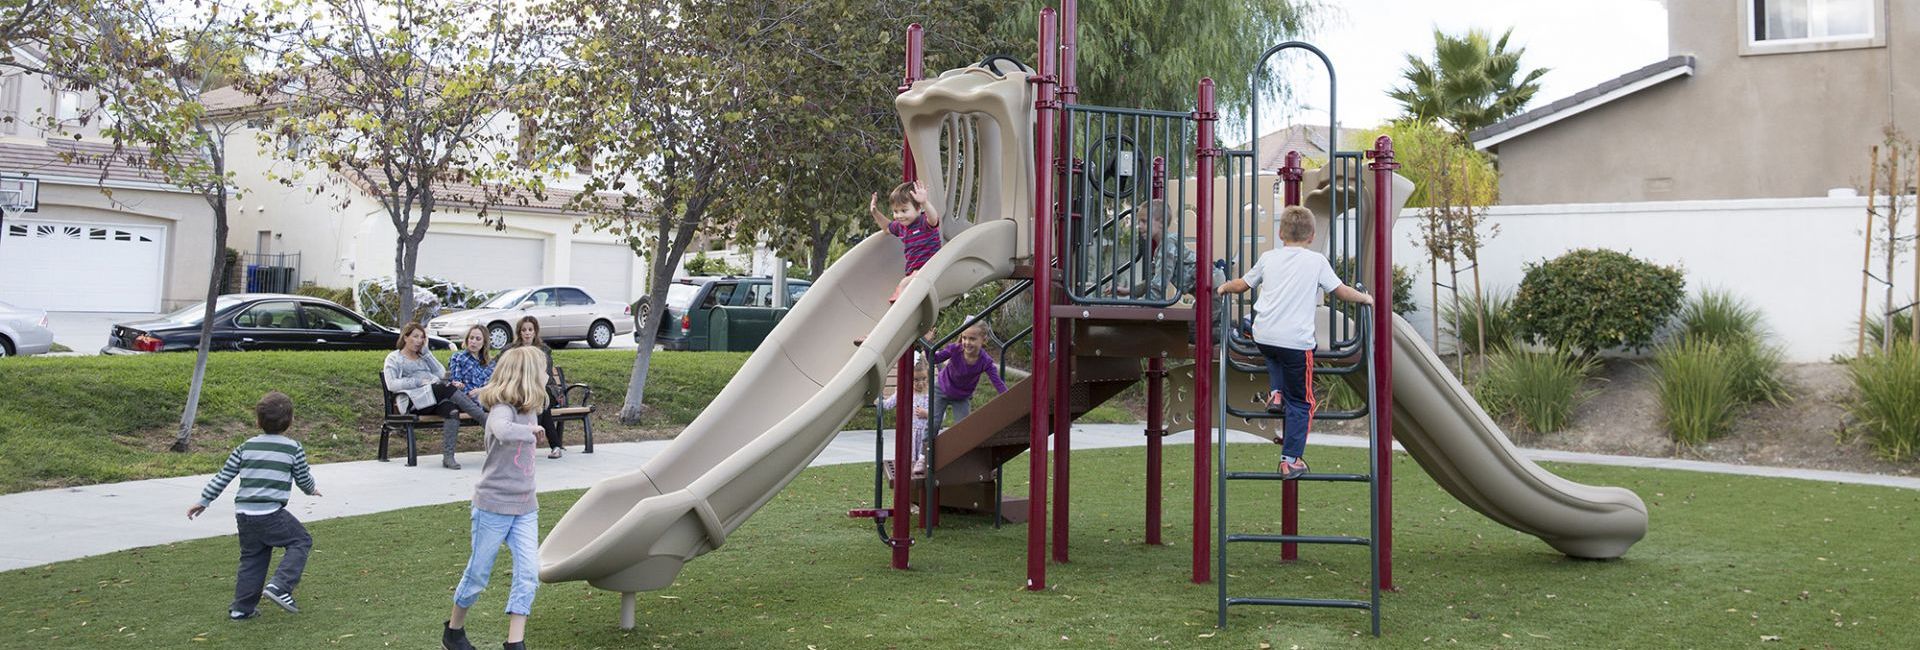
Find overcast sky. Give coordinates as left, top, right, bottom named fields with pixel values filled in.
left=1239, top=0, right=1670, bottom=139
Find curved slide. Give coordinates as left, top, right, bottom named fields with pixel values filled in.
left=1171, top=314, right=1647, bottom=559
left=539, top=219, right=1019, bottom=593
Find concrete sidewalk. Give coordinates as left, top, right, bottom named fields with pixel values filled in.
left=3, top=423, right=1917, bottom=572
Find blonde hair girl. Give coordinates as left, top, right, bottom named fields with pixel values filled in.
left=444, top=346, right=549, bottom=650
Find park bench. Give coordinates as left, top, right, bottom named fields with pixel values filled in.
left=377, top=368, right=598, bottom=466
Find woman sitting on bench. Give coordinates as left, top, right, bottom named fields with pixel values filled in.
left=384, top=323, right=489, bottom=470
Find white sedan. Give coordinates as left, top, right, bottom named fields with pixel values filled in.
left=0, top=300, right=56, bottom=357
left=429, top=285, right=634, bottom=349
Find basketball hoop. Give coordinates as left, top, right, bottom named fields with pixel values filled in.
left=0, top=175, right=39, bottom=243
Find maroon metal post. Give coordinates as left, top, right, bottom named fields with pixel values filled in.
left=1366, top=136, right=1399, bottom=591
left=1050, top=0, right=1078, bottom=566
left=1278, top=150, right=1304, bottom=562
left=1026, top=8, right=1059, bottom=592
left=889, top=24, right=924, bottom=572
left=1191, top=78, right=1218, bottom=584
left=1145, top=155, right=1167, bottom=546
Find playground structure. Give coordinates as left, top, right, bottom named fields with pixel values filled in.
left=538, top=1, right=1649, bottom=635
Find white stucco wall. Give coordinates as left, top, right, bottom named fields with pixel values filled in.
left=1388, top=196, right=1917, bottom=362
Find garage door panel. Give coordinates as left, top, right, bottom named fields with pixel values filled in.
left=417, top=233, right=543, bottom=293
left=0, top=220, right=164, bottom=312
left=572, top=242, right=634, bottom=305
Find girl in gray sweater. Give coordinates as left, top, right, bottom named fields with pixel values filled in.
left=443, top=346, right=547, bottom=650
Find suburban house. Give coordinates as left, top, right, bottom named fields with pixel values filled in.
left=0, top=50, right=216, bottom=314
left=206, top=89, right=650, bottom=310
left=1471, top=0, right=1916, bottom=203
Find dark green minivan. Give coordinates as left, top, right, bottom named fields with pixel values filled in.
left=635, top=276, right=812, bottom=351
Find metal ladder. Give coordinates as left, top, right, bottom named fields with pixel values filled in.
left=1214, top=306, right=1382, bottom=636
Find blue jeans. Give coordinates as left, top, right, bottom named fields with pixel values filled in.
left=453, top=507, right=539, bottom=616
left=1255, top=343, right=1314, bottom=460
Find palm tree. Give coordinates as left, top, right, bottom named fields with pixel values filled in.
left=1388, top=27, right=1549, bottom=138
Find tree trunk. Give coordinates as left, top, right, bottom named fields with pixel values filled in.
left=809, top=216, right=835, bottom=278
left=619, top=197, right=708, bottom=424
left=172, top=195, right=230, bottom=452
left=1885, top=152, right=1900, bottom=354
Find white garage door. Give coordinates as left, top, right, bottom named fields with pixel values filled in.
left=0, top=220, right=165, bottom=312
left=572, top=242, right=635, bottom=304
left=417, top=233, right=543, bottom=292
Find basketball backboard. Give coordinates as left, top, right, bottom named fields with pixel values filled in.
left=0, top=175, right=39, bottom=213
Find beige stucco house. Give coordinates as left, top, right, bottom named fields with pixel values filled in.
left=0, top=51, right=216, bottom=313
left=207, top=90, right=650, bottom=308
left=1472, top=0, right=1916, bottom=204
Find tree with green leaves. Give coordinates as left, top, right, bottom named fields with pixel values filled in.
left=0, top=0, right=88, bottom=74
left=1388, top=27, right=1548, bottom=138
left=50, top=0, right=279, bottom=451
left=1364, top=119, right=1498, bottom=372
left=256, top=0, right=537, bottom=327
left=996, top=0, right=1321, bottom=112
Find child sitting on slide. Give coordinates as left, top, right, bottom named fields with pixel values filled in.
left=1215, top=205, right=1372, bottom=480
left=870, top=181, right=943, bottom=302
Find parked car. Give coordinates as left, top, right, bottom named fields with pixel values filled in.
left=0, top=300, right=56, bottom=357
left=101, top=294, right=451, bottom=354
left=429, top=285, right=634, bottom=350
left=635, top=276, right=812, bottom=351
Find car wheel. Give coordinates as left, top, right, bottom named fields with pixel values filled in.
left=632, top=301, right=651, bottom=332
left=488, top=323, right=513, bottom=350
left=0, top=336, right=12, bottom=357
left=589, top=320, right=614, bottom=348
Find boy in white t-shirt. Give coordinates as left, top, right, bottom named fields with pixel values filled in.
left=1216, top=205, right=1373, bottom=479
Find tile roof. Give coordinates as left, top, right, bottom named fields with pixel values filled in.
left=0, top=139, right=190, bottom=189
left=1232, top=123, right=1373, bottom=169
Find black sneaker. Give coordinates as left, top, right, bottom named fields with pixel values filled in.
left=443, top=622, right=477, bottom=650
left=1265, top=390, right=1285, bottom=414
left=229, top=609, right=259, bottom=621
left=263, top=584, right=299, bottom=613
left=503, top=642, right=528, bottom=650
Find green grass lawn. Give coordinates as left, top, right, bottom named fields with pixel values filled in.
left=0, top=350, right=1136, bottom=495
left=4, top=445, right=1914, bottom=649
left=0, top=350, right=746, bottom=494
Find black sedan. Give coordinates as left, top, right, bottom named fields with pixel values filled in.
left=102, top=293, right=452, bottom=354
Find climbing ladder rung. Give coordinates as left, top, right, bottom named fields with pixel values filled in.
left=1227, top=533, right=1368, bottom=546
left=1225, top=597, right=1372, bottom=611
left=1225, top=471, right=1369, bottom=482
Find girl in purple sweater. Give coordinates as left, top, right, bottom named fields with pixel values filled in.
left=928, top=323, right=1008, bottom=435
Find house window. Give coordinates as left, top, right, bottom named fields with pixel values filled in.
left=1743, top=0, right=1885, bottom=55
left=0, top=74, right=19, bottom=135
left=55, top=90, right=82, bottom=122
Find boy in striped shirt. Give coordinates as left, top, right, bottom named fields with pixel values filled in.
left=869, top=180, right=943, bottom=302
left=187, top=391, right=321, bottom=620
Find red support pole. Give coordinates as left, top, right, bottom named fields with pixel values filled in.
left=1279, top=150, right=1304, bottom=563
left=1366, top=136, right=1399, bottom=591
left=1026, top=8, right=1059, bottom=592
left=889, top=24, right=925, bottom=572
left=1191, top=78, right=1218, bottom=585
left=1144, top=357, right=1165, bottom=545
left=1050, top=0, right=1078, bottom=566
left=1141, top=154, right=1167, bottom=547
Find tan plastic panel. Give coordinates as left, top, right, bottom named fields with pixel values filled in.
left=539, top=220, right=1020, bottom=593
left=896, top=66, right=1035, bottom=256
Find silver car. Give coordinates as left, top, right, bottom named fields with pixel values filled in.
left=429, top=285, right=634, bottom=350
left=0, top=300, right=56, bottom=357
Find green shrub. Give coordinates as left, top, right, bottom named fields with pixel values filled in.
left=1677, top=290, right=1787, bottom=405
left=1848, top=344, right=1920, bottom=461
left=1470, top=348, right=1596, bottom=433
left=1314, top=373, right=1365, bottom=412
left=1512, top=248, right=1685, bottom=355
left=684, top=252, right=745, bottom=277
left=1678, top=288, right=1763, bottom=345
left=1863, top=304, right=1917, bottom=352
left=1440, top=287, right=1518, bottom=354
left=294, top=285, right=356, bottom=309
left=1334, top=259, right=1417, bottom=316
left=1654, top=337, right=1741, bottom=445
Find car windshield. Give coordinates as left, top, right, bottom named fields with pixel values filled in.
left=665, top=283, right=702, bottom=311
left=479, top=288, right=533, bottom=309
left=155, top=296, right=249, bottom=326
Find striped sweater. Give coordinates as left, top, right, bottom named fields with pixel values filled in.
left=197, top=434, right=318, bottom=515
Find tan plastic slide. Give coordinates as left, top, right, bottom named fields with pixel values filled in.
left=540, top=63, right=1036, bottom=597
left=1168, top=315, right=1647, bottom=559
